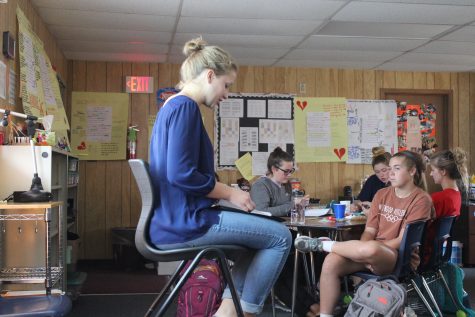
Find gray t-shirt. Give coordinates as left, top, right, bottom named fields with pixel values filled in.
left=250, top=177, right=292, bottom=216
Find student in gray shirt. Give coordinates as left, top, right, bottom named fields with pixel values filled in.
left=250, top=147, right=320, bottom=317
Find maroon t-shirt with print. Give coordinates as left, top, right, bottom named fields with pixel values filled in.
left=366, top=187, right=432, bottom=243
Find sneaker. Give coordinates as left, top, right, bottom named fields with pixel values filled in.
left=294, top=236, right=330, bottom=252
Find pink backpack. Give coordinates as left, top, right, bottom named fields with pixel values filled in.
left=176, top=259, right=224, bottom=317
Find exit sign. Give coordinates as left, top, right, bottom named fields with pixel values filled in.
left=125, top=76, right=154, bottom=93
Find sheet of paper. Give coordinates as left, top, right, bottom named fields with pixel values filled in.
left=219, top=141, right=239, bottom=165
left=37, top=53, right=56, bottom=105
left=406, top=116, right=422, bottom=151
left=305, top=208, right=332, bottom=217
left=268, top=99, right=292, bottom=119
left=0, top=60, right=6, bottom=100
left=219, top=98, right=244, bottom=117
left=235, top=152, right=254, bottom=181
left=240, top=127, right=258, bottom=152
left=259, top=119, right=294, bottom=143
left=220, top=117, right=239, bottom=141
left=247, top=99, right=266, bottom=118
left=86, top=106, right=112, bottom=142
left=268, top=142, right=288, bottom=153
left=252, top=151, right=269, bottom=176
left=307, top=112, right=331, bottom=147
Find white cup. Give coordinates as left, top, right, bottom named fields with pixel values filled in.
left=340, top=200, right=351, bottom=214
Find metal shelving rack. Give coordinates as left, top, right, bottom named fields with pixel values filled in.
left=0, top=202, right=64, bottom=295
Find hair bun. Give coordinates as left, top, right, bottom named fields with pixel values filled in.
left=452, top=147, right=468, bottom=165
left=183, top=37, right=207, bottom=57
left=372, top=146, right=386, bottom=157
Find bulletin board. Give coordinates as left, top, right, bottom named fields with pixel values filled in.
left=215, top=94, right=294, bottom=175
left=346, top=100, right=398, bottom=164
left=397, top=102, right=437, bottom=152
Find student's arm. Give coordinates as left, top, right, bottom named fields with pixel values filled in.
left=207, top=182, right=255, bottom=212
left=360, top=227, right=376, bottom=241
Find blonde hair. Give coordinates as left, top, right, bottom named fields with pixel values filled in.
left=430, top=148, right=469, bottom=193
left=177, top=37, right=238, bottom=89
left=371, top=146, right=391, bottom=168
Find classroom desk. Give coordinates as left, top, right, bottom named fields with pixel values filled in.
left=285, top=217, right=367, bottom=316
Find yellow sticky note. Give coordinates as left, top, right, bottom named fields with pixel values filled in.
left=235, top=152, right=254, bottom=181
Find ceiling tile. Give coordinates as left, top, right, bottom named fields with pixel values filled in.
left=169, top=44, right=287, bottom=59
left=181, top=0, right=345, bottom=20
left=439, top=26, right=475, bottom=42
left=415, top=40, right=475, bottom=55
left=285, top=49, right=401, bottom=61
left=274, top=59, right=380, bottom=68
left=299, top=35, right=426, bottom=51
left=317, top=21, right=451, bottom=38
left=59, top=40, right=169, bottom=54
left=173, top=33, right=304, bottom=48
left=177, top=17, right=323, bottom=36
left=376, top=62, right=474, bottom=72
left=391, top=52, right=475, bottom=65
left=37, top=8, right=176, bottom=32
left=333, top=1, right=475, bottom=25
left=64, top=51, right=168, bottom=63
left=49, top=25, right=172, bottom=44
left=32, top=0, right=180, bottom=16
left=359, top=0, right=475, bottom=5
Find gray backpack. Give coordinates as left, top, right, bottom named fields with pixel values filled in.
left=344, top=277, right=406, bottom=317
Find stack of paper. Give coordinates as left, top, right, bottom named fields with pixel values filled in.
left=305, top=208, right=332, bottom=217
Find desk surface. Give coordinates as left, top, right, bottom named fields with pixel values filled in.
left=284, top=217, right=366, bottom=230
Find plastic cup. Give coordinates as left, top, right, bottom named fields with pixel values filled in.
left=333, top=203, right=346, bottom=220
left=340, top=200, right=351, bottom=214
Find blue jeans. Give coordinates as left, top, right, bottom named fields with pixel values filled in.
left=156, top=211, right=292, bottom=314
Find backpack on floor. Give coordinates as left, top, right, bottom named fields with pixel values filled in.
left=344, top=277, right=406, bottom=317
left=176, top=259, right=224, bottom=317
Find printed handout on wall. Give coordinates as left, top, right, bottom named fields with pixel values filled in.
left=219, top=98, right=244, bottom=117
left=219, top=117, right=239, bottom=165
left=240, top=127, right=258, bottom=152
left=247, top=99, right=266, bottom=118
left=268, top=99, right=292, bottom=119
left=307, top=112, right=331, bottom=147
left=259, top=119, right=294, bottom=144
left=346, top=100, right=397, bottom=164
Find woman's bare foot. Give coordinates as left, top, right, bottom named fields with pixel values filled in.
left=306, top=303, right=320, bottom=317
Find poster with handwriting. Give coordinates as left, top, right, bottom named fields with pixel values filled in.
left=71, top=92, right=129, bottom=160
left=346, top=100, right=397, bottom=164
left=294, top=97, right=347, bottom=162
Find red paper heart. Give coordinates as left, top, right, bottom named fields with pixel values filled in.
left=296, top=100, right=307, bottom=111
left=333, top=148, right=346, bottom=160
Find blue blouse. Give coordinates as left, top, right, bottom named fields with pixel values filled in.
left=149, top=95, right=219, bottom=245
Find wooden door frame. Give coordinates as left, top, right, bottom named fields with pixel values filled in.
left=380, top=88, right=454, bottom=148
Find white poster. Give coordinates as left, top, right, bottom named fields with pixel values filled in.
left=252, top=151, right=269, bottom=176
left=307, top=112, right=331, bottom=147
left=259, top=119, right=294, bottom=143
left=268, top=99, right=292, bottom=119
left=239, top=127, right=258, bottom=152
left=347, top=100, right=398, bottom=164
left=219, top=98, right=244, bottom=118
left=247, top=99, right=266, bottom=118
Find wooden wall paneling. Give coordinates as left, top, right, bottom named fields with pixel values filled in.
left=450, top=73, right=459, bottom=148
left=427, top=72, right=435, bottom=89
left=263, top=67, right=276, bottom=93
left=383, top=71, right=396, bottom=89
left=130, top=63, right=150, bottom=226
left=470, top=73, right=475, bottom=173
left=104, top=62, right=124, bottom=258
left=150, top=64, right=159, bottom=115
left=84, top=61, right=107, bottom=259
left=315, top=69, right=331, bottom=97
left=458, top=73, right=470, bottom=155
left=375, top=70, right=384, bottom=99
left=253, top=66, right=264, bottom=92
left=121, top=63, right=132, bottom=228
left=170, top=64, right=180, bottom=89
left=274, top=67, right=286, bottom=93
left=413, top=72, right=427, bottom=89
left=72, top=61, right=87, bottom=258
left=434, top=72, right=451, bottom=90
left=395, top=71, right=413, bottom=89
left=284, top=67, right=298, bottom=95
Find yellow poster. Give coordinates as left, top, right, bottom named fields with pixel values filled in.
left=294, top=97, right=348, bottom=162
left=235, top=152, right=254, bottom=181
left=71, top=92, right=129, bottom=160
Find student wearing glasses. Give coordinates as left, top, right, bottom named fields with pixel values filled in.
left=351, top=146, right=392, bottom=215
left=250, top=147, right=320, bottom=317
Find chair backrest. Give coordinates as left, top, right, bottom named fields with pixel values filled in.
left=428, top=216, right=457, bottom=269
left=393, top=219, right=427, bottom=278
left=128, top=159, right=158, bottom=260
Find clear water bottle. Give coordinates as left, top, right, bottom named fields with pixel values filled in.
left=290, top=191, right=305, bottom=225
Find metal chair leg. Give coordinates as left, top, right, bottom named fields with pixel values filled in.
left=410, top=278, right=438, bottom=317
left=420, top=275, right=444, bottom=317
left=437, top=268, right=463, bottom=311
left=271, top=287, right=276, bottom=317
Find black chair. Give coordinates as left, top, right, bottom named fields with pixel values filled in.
left=418, top=216, right=465, bottom=316
left=129, top=159, right=247, bottom=317
left=351, top=220, right=439, bottom=316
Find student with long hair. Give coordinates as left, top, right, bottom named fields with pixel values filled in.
left=294, top=151, right=433, bottom=317
left=149, top=37, right=292, bottom=317
left=429, top=148, right=469, bottom=217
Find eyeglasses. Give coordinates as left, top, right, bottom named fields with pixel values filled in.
left=274, top=165, right=295, bottom=175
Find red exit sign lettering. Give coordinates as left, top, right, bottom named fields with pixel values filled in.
left=125, top=76, right=154, bottom=93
